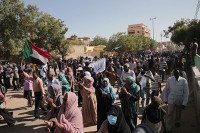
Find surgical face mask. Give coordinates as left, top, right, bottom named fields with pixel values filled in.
left=107, top=115, right=117, bottom=125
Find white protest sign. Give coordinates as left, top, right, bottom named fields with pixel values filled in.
left=89, top=58, right=106, bottom=74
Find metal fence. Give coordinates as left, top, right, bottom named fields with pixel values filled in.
left=195, top=54, right=200, bottom=70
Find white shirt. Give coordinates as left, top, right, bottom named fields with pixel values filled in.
left=120, top=69, right=136, bottom=85
left=129, top=62, right=136, bottom=71
left=164, top=76, right=189, bottom=106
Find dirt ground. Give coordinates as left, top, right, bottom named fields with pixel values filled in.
left=0, top=72, right=199, bottom=133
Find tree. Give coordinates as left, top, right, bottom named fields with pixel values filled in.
left=90, top=36, right=108, bottom=46
left=164, top=19, right=200, bottom=51
left=0, top=0, right=70, bottom=60
left=105, top=32, right=156, bottom=53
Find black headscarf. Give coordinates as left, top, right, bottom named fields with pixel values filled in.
left=107, top=105, right=131, bottom=133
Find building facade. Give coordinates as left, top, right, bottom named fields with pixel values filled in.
left=128, top=24, right=151, bottom=37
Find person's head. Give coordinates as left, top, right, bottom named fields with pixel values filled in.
left=124, top=64, right=129, bottom=72
left=107, top=106, right=118, bottom=126
left=150, top=67, right=156, bottom=75
left=102, top=78, right=109, bottom=87
left=49, top=86, right=55, bottom=97
left=33, top=71, right=38, bottom=80
left=174, top=69, right=180, bottom=80
left=85, top=62, right=89, bottom=67
left=47, top=71, right=54, bottom=81
left=193, top=38, right=197, bottom=43
left=63, top=92, right=78, bottom=112
left=126, top=76, right=135, bottom=86
left=116, top=62, right=120, bottom=68
left=84, top=71, right=91, bottom=77
left=58, top=73, right=65, bottom=81
left=151, top=96, right=163, bottom=110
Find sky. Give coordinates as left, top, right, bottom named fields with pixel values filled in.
left=22, top=0, right=198, bottom=42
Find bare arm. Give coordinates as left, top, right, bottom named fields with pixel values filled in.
left=22, top=71, right=34, bottom=81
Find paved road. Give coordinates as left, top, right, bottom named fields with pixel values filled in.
left=0, top=73, right=198, bottom=133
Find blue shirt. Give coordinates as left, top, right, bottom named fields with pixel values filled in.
left=116, top=66, right=123, bottom=77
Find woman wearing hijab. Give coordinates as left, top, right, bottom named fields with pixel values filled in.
left=98, top=105, right=131, bottom=133
left=141, top=96, right=166, bottom=133
left=66, top=67, right=75, bottom=92
left=119, top=76, right=140, bottom=131
left=47, top=84, right=63, bottom=120
left=79, top=76, right=97, bottom=125
left=96, top=78, right=116, bottom=131
left=45, top=92, right=84, bottom=133
left=58, top=73, right=71, bottom=95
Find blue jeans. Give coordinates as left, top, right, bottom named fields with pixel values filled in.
left=140, top=87, right=151, bottom=109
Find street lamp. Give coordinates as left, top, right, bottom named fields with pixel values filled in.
left=150, top=17, right=156, bottom=40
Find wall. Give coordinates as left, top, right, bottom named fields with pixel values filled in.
left=191, top=66, right=200, bottom=127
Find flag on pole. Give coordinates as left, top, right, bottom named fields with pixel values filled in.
left=22, top=40, right=52, bottom=65
left=111, top=46, right=121, bottom=51
left=149, top=48, right=153, bottom=54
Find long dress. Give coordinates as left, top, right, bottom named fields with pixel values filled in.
left=81, top=76, right=97, bottom=124
left=120, top=76, right=140, bottom=131
left=96, top=78, right=116, bottom=131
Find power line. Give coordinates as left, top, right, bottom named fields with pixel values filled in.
left=194, top=0, right=200, bottom=19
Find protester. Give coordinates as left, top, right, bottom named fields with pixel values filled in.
left=119, top=76, right=140, bottom=131
left=159, top=58, right=167, bottom=82
left=96, top=78, right=116, bottom=131
left=58, top=73, right=71, bottom=95
left=12, top=63, right=20, bottom=91
left=47, top=84, right=63, bottom=120
left=23, top=68, right=33, bottom=107
left=191, top=38, right=198, bottom=66
left=105, top=63, right=116, bottom=87
left=98, top=105, right=131, bottom=133
left=66, top=67, right=75, bottom=92
left=47, top=72, right=60, bottom=98
left=164, top=69, right=189, bottom=132
left=79, top=76, right=97, bottom=125
left=120, top=63, right=136, bottom=87
left=132, top=123, right=153, bottom=133
left=45, top=92, right=84, bottom=133
left=142, top=96, right=166, bottom=133
left=150, top=67, right=162, bottom=98
left=22, top=70, right=48, bottom=119
left=53, top=61, right=58, bottom=76
left=115, top=62, right=123, bottom=93
left=0, top=91, right=16, bottom=127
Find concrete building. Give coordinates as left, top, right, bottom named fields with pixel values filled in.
left=78, top=37, right=91, bottom=45
left=128, top=24, right=151, bottom=37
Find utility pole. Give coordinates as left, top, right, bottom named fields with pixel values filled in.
left=150, top=17, right=156, bottom=40
left=160, top=32, right=163, bottom=54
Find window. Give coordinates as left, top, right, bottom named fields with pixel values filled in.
left=137, top=31, right=140, bottom=33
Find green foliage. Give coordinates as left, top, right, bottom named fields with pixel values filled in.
left=105, top=32, right=156, bottom=53
left=69, top=40, right=85, bottom=45
left=0, top=0, right=70, bottom=60
left=164, top=19, right=200, bottom=50
left=90, top=36, right=108, bottom=46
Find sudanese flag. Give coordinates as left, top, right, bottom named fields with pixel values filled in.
left=22, top=40, right=52, bottom=65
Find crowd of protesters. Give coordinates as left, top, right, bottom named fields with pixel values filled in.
left=0, top=45, right=197, bottom=133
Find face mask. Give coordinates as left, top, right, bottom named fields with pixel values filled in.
left=107, top=115, right=117, bottom=125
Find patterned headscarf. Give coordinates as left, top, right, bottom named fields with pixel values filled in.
left=100, top=78, right=116, bottom=103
